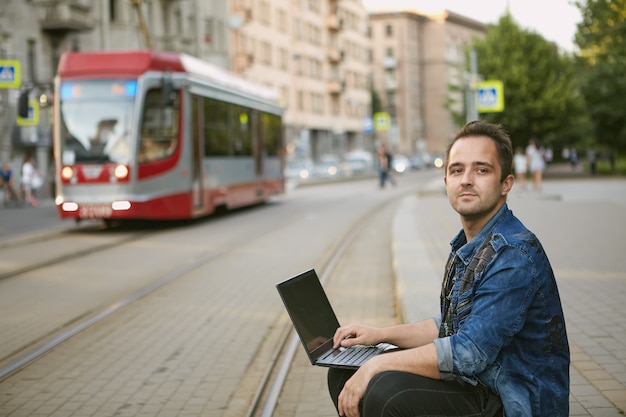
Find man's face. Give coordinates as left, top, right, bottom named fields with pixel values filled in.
left=444, top=136, right=512, bottom=222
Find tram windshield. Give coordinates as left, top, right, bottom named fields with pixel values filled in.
left=59, top=80, right=137, bottom=165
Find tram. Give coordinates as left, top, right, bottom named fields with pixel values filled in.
left=52, top=50, right=284, bottom=222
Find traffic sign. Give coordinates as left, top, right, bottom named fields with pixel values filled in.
left=362, top=116, right=374, bottom=134
left=0, top=60, right=21, bottom=89
left=373, top=112, right=390, bottom=131
left=476, top=80, right=504, bottom=113
left=17, top=100, right=40, bottom=126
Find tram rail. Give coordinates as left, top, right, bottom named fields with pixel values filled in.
left=0, top=173, right=417, bottom=417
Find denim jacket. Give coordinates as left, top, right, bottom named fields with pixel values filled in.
left=433, top=204, right=570, bottom=417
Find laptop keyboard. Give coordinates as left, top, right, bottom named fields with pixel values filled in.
left=321, top=345, right=384, bottom=366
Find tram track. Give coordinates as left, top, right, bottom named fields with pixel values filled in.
left=0, top=228, right=243, bottom=381
left=0, top=175, right=425, bottom=417
left=0, top=199, right=388, bottom=417
left=243, top=200, right=389, bottom=417
left=0, top=207, right=283, bottom=381
left=0, top=225, right=153, bottom=281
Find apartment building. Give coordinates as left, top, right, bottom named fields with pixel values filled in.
left=369, top=9, right=486, bottom=155
left=230, top=0, right=372, bottom=160
left=2, top=0, right=485, bottom=186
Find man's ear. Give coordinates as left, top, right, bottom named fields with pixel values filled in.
left=502, top=174, right=514, bottom=195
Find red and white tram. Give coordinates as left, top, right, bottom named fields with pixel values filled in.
left=53, top=50, right=284, bottom=222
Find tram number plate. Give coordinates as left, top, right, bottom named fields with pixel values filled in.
left=79, top=204, right=113, bottom=218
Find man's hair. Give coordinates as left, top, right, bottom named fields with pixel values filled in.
left=445, top=120, right=513, bottom=182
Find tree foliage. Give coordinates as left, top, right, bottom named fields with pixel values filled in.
left=575, top=0, right=626, bottom=152
left=458, top=14, right=587, bottom=151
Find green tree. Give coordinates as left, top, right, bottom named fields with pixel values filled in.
left=453, top=14, right=587, bottom=152
left=370, top=86, right=383, bottom=115
left=575, top=0, right=626, bottom=152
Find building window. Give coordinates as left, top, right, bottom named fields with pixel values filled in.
left=259, top=1, right=270, bottom=26
left=109, top=0, right=119, bottom=22
left=386, top=24, right=393, bottom=37
left=260, top=41, right=272, bottom=66
left=294, top=19, right=302, bottom=39
left=297, top=91, right=304, bottom=111
left=279, top=48, right=288, bottom=70
left=27, top=39, right=37, bottom=83
left=277, top=9, right=287, bottom=32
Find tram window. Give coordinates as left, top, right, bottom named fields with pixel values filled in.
left=139, top=88, right=180, bottom=163
left=232, top=104, right=252, bottom=156
left=204, top=97, right=229, bottom=156
left=263, top=113, right=283, bottom=156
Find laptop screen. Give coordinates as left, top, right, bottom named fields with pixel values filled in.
left=277, top=269, right=340, bottom=357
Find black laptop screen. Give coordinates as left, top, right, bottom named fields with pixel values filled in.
left=277, top=269, right=340, bottom=355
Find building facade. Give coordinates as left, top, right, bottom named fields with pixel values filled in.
left=230, top=0, right=373, bottom=161
left=369, top=9, right=486, bottom=155
left=1, top=0, right=486, bottom=197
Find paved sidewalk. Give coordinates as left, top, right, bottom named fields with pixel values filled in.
left=393, top=174, right=626, bottom=416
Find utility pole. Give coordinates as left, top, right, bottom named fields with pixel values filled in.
left=0, top=34, right=10, bottom=163
left=465, top=50, right=479, bottom=123
left=128, top=0, right=152, bottom=49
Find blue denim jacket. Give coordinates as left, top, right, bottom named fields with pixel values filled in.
left=433, top=204, right=570, bottom=417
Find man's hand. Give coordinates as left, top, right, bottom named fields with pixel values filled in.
left=337, top=359, right=377, bottom=417
left=333, top=324, right=382, bottom=349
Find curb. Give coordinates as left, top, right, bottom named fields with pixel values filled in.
left=391, top=194, right=441, bottom=324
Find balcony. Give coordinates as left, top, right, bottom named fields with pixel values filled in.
left=384, top=80, right=397, bottom=91
left=326, top=14, right=343, bottom=31
left=327, top=79, right=345, bottom=95
left=235, top=52, right=255, bottom=71
left=382, top=56, right=397, bottom=69
left=37, top=1, right=93, bottom=33
left=327, top=48, right=343, bottom=63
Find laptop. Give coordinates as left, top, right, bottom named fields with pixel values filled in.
left=276, top=268, right=392, bottom=369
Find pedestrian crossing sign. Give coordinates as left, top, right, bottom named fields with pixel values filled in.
left=17, top=100, right=40, bottom=126
left=373, top=112, right=390, bottom=131
left=476, top=80, right=504, bottom=113
left=0, top=60, right=21, bottom=89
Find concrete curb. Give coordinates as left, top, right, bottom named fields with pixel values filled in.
left=392, top=194, right=441, bottom=324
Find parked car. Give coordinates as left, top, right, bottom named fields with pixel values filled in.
left=409, top=153, right=430, bottom=170
left=313, top=155, right=343, bottom=179
left=285, top=158, right=314, bottom=181
left=342, top=150, right=375, bottom=176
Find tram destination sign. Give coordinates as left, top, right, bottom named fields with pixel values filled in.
left=0, top=60, right=21, bottom=89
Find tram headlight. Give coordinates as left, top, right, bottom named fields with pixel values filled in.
left=61, top=202, right=79, bottom=212
left=114, top=164, right=129, bottom=179
left=112, top=201, right=131, bottom=211
left=61, top=166, right=74, bottom=180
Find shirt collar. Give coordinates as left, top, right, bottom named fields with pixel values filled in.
left=450, top=203, right=509, bottom=264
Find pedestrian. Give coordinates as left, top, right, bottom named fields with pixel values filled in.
left=569, top=147, right=578, bottom=171
left=377, top=145, right=396, bottom=188
left=587, top=147, right=597, bottom=175
left=512, top=146, right=527, bottom=190
left=21, top=155, right=39, bottom=207
left=526, top=138, right=545, bottom=191
left=327, top=120, right=569, bottom=417
left=1, top=161, right=21, bottom=206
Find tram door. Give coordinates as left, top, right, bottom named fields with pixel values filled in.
left=252, top=110, right=264, bottom=198
left=191, top=96, right=204, bottom=210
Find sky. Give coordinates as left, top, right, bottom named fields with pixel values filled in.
left=361, top=0, right=582, bottom=52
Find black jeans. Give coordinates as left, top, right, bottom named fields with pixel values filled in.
left=327, top=368, right=503, bottom=417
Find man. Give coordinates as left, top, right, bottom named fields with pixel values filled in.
left=377, top=145, right=396, bottom=188
left=1, top=162, right=20, bottom=205
left=327, top=121, right=569, bottom=417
